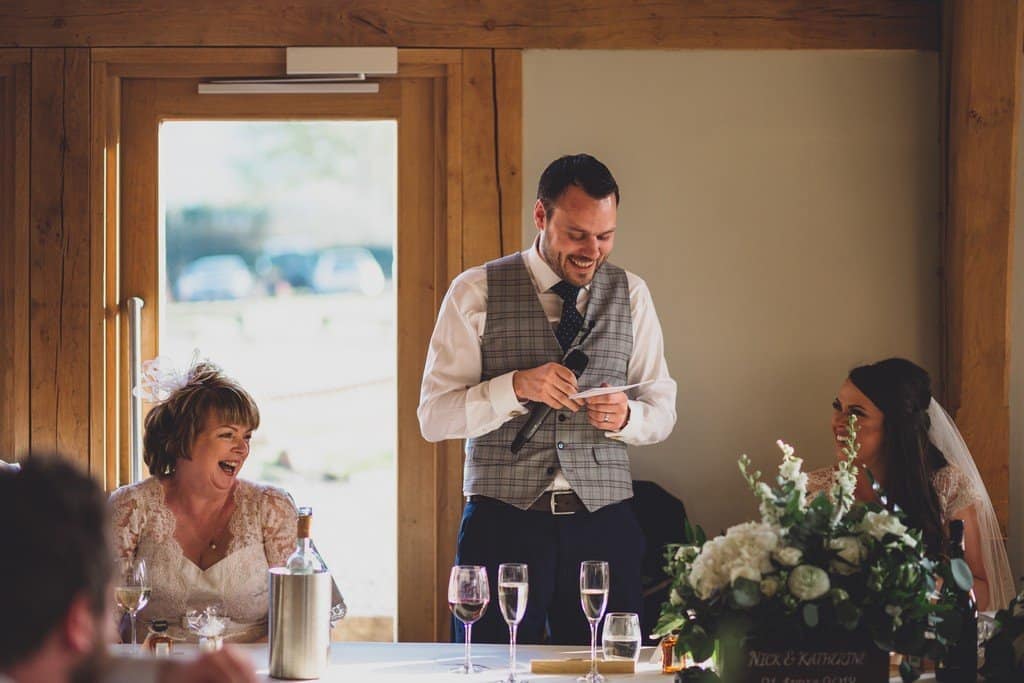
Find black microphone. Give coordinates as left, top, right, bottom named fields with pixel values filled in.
left=510, top=349, right=589, bottom=455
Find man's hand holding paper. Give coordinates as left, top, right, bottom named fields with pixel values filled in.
left=583, top=382, right=630, bottom=431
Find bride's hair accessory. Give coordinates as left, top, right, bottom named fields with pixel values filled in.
left=132, top=349, right=204, bottom=403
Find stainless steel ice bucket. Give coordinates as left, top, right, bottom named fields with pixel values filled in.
left=268, top=568, right=331, bottom=679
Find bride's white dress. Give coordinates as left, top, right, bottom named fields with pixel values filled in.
left=109, top=477, right=297, bottom=642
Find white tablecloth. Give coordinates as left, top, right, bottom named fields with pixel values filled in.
left=112, top=641, right=937, bottom=681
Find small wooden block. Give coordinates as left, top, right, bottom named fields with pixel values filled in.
left=530, top=658, right=636, bottom=674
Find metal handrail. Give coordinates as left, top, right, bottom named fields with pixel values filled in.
left=126, top=297, right=145, bottom=484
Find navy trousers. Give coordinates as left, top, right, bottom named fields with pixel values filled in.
left=452, top=496, right=645, bottom=646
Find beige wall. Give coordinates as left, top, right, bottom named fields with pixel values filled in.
left=1011, top=80, right=1024, bottom=581
left=523, top=50, right=941, bottom=535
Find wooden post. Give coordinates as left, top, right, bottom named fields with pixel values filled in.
left=943, top=0, right=1024, bottom=530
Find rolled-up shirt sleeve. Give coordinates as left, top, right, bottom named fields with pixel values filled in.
left=605, top=274, right=677, bottom=446
left=418, top=269, right=528, bottom=442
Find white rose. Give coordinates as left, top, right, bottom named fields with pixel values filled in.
left=788, top=565, right=830, bottom=601
left=858, top=511, right=908, bottom=541
left=760, top=576, right=780, bottom=598
left=828, top=536, right=865, bottom=575
left=773, top=546, right=803, bottom=567
left=675, top=545, right=699, bottom=563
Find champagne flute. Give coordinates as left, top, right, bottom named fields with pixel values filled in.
left=115, top=558, right=151, bottom=652
left=497, top=563, right=529, bottom=683
left=578, top=560, right=609, bottom=683
left=448, top=565, right=490, bottom=674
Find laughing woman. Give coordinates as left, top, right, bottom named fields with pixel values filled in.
left=109, top=361, right=297, bottom=642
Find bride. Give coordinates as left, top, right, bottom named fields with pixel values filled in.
left=807, top=357, right=1015, bottom=611
left=109, top=359, right=297, bottom=642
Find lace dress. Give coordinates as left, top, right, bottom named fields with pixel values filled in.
left=805, top=463, right=983, bottom=524
left=109, top=477, right=297, bottom=642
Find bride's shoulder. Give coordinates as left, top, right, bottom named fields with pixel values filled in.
left=931, top=463, right=981, bottom=515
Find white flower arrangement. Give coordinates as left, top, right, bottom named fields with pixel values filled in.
left=655, top=414, right=966, bottom=682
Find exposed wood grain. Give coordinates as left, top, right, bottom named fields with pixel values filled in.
left=0, top=53, right=30, bottom=462
left=99, top=62, right=121, bottom=488
left=396, top=76, right=439, bottom=642
left=56, top=47, right=92, bottom=472
left=0, top=1, right=938, bottom=50
left=436, top=61, right=466, bottom=642
left=944, top=0, right=1023, bottom=531
left=460, top=49, right=501, bottom=269
left=91, top=59, right=112, bottom=486
left=494, top=49, right=521, bottom=256
left=29, top=48, right=66, bottom=456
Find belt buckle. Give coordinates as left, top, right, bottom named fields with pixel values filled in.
left=550, top=490, right=575, bottom=516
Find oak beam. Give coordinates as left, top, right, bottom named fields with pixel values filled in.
left=943, top=0, right=1024, bottom=531
left=0, top=1, right=938, bottom=51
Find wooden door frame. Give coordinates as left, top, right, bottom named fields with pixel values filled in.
left=91, top=46, right=474, bottom=642
left=0, top=50, right=30, bottom=467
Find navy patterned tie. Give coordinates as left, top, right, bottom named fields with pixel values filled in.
left=550, top=280, right=584, bottom=352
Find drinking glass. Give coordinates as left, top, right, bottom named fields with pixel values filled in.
left=497, top=563, right=529, bottom=682
left=115, top=558, right=150, bottom=652
left=602, top=612, right=641, bottom=662
left=448, top=565, right=490, bottom=674
left=578, top=560, right=610, bottom=683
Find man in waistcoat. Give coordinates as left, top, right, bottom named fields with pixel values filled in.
left=418, top=154, right=677, bottom=645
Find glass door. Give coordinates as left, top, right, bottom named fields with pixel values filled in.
left=111, top=51, right=450, bottom=641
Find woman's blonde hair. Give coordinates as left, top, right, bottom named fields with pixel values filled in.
left=142, top=362, right=259, bottom=478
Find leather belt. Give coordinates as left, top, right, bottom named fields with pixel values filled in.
left=468, top=490, right=587, bottom=515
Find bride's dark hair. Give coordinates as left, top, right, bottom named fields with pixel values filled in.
left=848, top=357, right=948, bottom=556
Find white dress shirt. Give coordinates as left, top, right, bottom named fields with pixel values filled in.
left=418, top=240, right=677, bottom=491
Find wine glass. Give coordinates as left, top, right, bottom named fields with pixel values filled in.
left=601, top=612, right=641, bottom=662
left=497, top=563, right=529, bottom=683
left=578, top=560, right=609, bottom=683
left=115, top=558, right=151, bottom=652
left=448, top=565, right=490, bottom=674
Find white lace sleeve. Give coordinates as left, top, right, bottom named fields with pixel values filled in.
left=260, top=486, right=298, bottom=568
left=108, top=484, right=147, bottom=564
left=933, top=464, right=983, bottom=519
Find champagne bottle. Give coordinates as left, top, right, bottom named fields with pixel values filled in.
left=937, top=519, right=978, bottom=681
left=285, top=506, right=327, bottom=574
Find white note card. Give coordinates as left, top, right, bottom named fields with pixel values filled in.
left=569, top=380, right=655, bottom=400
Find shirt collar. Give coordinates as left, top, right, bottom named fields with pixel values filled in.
left=523, top=236, right=591, bottom=295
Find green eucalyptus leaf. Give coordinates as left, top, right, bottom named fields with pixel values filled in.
left=949, top=558, right=973, bottom=592
left=899, top=659, right=920, bottom=682
left=802, top=603, right=819, bottom=628
left=731, top=578, right=761, bottom=609
left=688, top=627, right=715, bottom=663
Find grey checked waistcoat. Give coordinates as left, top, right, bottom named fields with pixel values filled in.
left=464, top=253, right=634, bottom=512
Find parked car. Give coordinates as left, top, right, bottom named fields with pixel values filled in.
left=255, top=245, right=318, bottom=290
left=175, top=254, right=255, bottom=302
left=310, top=247, right=387, bottom=296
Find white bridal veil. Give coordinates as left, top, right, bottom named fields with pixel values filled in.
left=928, top=398, right=1017, bottom=610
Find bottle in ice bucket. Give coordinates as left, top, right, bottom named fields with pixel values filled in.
left=269, top=505, right=333, bottom=679
left=286, top=506, right=326, bottom=574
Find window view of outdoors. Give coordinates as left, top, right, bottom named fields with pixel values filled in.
left=159, top=120, right=397, bottom=641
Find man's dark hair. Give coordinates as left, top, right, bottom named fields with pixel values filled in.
left=536, top=154, right=620, bottom=220
left=0, top=455, right=112, bottom=668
